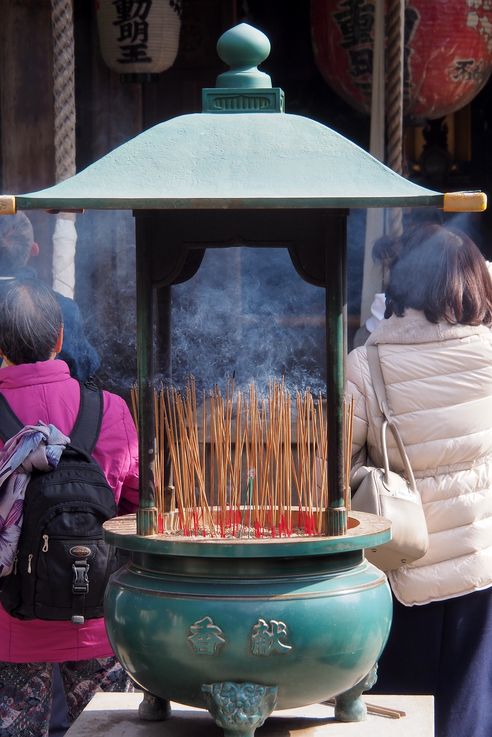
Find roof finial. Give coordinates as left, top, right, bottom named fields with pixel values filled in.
left=216, top=23, right=272, bottom=89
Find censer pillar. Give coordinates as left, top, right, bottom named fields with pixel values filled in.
left=133, top=211, right=206, bottom=535
left=324, top=213, right=348, bottom=536
left=135, top=218, right=158, bottom=536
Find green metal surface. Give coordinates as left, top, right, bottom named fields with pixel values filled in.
left=214, top=22, right=273, bottom=91
left=325, top=216, right=347, bottom=534
left=15, top=112, right=443, bottom=211
left=202, top=23, right=285, bottom=114
left=135, top=217, right=158, bottom=534
left=104, top=543, right=392, bottom=711
left=202, top=87, right=285, bottom=114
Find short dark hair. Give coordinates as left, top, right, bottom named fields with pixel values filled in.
left=385, top=224, right=492, bottom=326
left=0, top=212, right=34, bottom=273
left=0, top=279, right=62, bottom=365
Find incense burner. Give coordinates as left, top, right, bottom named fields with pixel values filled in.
left=103, top=510, right=392, bottom=736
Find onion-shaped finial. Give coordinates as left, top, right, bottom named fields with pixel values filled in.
left=216, top=23, right=272, bottom=89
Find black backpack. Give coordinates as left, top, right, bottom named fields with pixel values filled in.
left=0, top=384, right=119, bottom=624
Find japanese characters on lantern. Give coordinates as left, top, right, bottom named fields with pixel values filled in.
left=311, top=0, right=492, bottom=121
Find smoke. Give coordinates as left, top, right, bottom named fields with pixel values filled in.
left=74, top=210, right=137, bottom=391
left=405, top=207, right=485, bottom=251
left=168, top=211, right=366, bottom=395
left=170, top=246, right=326, bottom=395
left=51, top=207, right=492, bottom=396
left=442, top=211, right=485, bottom=252
left=70, top=209, right=366, bottom=395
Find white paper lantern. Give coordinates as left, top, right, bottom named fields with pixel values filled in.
left=96, top=0, right=182, bottom=78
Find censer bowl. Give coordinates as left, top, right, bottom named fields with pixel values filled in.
left=103, top=510, right=392, bottom=735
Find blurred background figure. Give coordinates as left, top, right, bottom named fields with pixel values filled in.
left=0, top=212, right=100, bottom=382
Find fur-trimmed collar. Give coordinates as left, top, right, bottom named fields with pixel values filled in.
left=366, top=308, right=492, bottom=346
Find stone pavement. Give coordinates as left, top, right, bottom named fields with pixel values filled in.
left=65, top=692, right=434, bottom=736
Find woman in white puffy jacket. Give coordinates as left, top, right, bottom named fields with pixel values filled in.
left=347, top=224, right=492, bottom=737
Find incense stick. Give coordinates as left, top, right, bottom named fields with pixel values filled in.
left=131, top=379, right=356, bottom=539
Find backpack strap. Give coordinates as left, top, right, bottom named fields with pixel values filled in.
left=0, top=394, right=23, bottom=441
left=0, top=384, right=103, bottom=453
left=69, top=384, right=104, bottom=455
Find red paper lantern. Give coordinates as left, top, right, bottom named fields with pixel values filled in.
left=311, top=0, right=492, bottom=121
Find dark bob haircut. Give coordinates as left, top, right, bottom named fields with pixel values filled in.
left=0, top=278, right=62, bottom=365
left=385, top=224, right=492, bottom=326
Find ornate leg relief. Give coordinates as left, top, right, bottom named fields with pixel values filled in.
left=334, top=664, right=378, bottom=722
left=202, top=681, right=278, bottom=737
left=138, top=690, right=171, bottom=721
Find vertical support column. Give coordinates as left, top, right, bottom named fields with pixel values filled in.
left=325, top=215, right=348, bottom=536
left=135, top=214, right=158, bottom=536
left=156, top=283, right=173, bottom=490
left=156, top=286, right=172, bottom=381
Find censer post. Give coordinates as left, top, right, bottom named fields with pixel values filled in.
left=135, top=216, right=158, bottom=536
left=325, top=214, right=348, bottom=536
left=156, top=284, right=173, bottom=497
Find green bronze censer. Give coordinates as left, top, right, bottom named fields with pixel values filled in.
left=3, top=22, right=486, bottom=737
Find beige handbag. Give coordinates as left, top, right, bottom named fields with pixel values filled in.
left=351, top=345, right=429, bottom=571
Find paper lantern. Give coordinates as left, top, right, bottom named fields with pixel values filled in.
left=311, top=0, right=492, bottom=121
left=96, top=0, right=182, bottom=78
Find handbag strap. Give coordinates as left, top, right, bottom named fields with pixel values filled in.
left=366, top=345, right=417, bottom=491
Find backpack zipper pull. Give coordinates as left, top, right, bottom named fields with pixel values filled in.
left=27, top=554, right=33, bottom=573
left=42, top=535, right=49, bottom=552
left=13, top=554, right=18, bottom=574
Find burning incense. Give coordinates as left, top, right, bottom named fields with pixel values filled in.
left=130, top=380, right=355, bottom=539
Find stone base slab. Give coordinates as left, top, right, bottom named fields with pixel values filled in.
left=65, top=692, right=434, bottom=737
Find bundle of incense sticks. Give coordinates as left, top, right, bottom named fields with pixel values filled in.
left=130, top=381, right=355, bottom=539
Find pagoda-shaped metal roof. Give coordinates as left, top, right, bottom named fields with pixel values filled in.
left=0, top=23, right=486, bottom=214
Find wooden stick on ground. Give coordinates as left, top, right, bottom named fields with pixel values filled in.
left=364, top=701, right=407, bottom=718
left=324, top=698, right=406, bottom=719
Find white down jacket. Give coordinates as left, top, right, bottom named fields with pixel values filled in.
left=347, top=308, right=492, bottom=606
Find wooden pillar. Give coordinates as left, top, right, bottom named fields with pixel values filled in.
left=0, top=0, right=55, bottom=283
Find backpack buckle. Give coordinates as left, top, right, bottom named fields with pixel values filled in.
left=72, top=560, right=90, bottom=594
